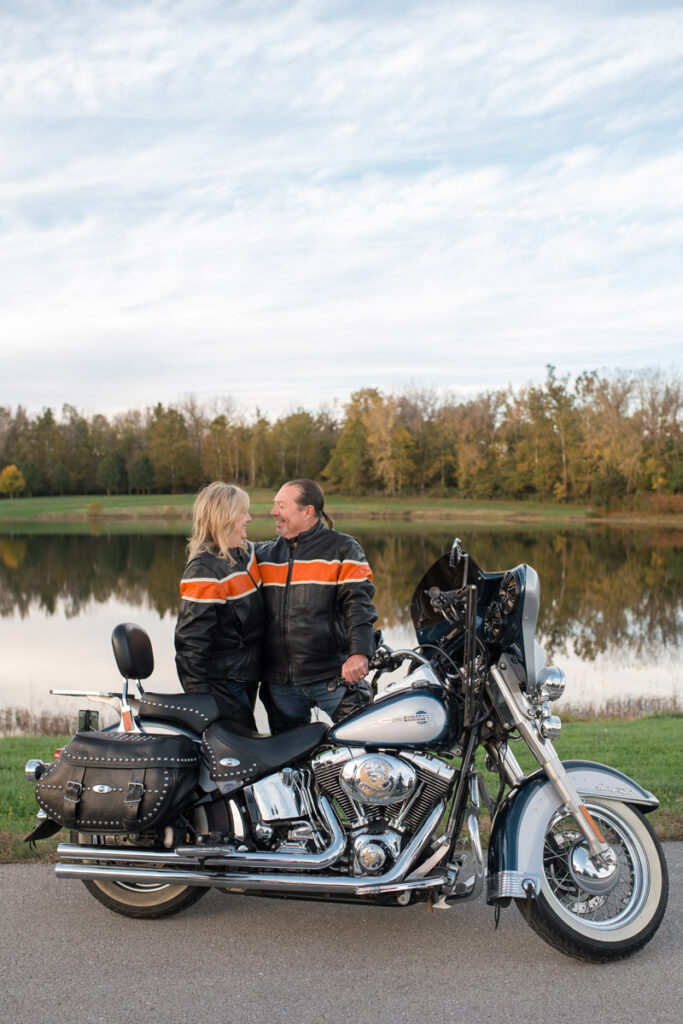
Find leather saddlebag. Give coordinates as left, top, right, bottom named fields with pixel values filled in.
left=35, top=731, right=199, bottom=833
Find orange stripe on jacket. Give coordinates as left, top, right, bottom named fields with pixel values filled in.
left=259, top=563, right=290, bottom=587
left=338, top=560, right=373, bottom=584
left=180, top=562, right=261, bottom=604
left=259, top=559, right=373, bottom=587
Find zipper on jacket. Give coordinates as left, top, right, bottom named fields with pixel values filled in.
left=283, top=543, right=295, bottom=684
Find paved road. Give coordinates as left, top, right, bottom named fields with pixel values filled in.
left=2, top=845, right=682, bottom=1024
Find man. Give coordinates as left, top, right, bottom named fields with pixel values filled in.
left=256, top=478, right=377, bottom=732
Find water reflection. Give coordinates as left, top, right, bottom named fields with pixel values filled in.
left=0, top=525, right=681, bottom=718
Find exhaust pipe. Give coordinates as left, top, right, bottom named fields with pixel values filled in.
left=58, top=796, right=345, bottom=873
left=56, top=801, right=445, bottom=897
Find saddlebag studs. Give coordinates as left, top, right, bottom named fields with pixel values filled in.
left=35, top=731, right=199, bottom=834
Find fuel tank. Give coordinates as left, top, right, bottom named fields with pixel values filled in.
left=328, top=689, right=451, bottom=748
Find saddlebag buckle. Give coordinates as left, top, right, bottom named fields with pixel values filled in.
left=64, top=779, right=83, bottom=806
left=123, top=773, right=146, bottom=821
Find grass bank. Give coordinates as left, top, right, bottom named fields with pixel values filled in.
left=2, top=492, right=681, bottom=528
left=2, top=715, right=680, bottom=864
left=0, top=491, right=597, bottom=525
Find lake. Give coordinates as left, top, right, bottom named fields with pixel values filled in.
left=0, top=521, right=681, bottom=732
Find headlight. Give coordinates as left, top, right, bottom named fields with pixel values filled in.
left=537, top=665, right=566, bottom=702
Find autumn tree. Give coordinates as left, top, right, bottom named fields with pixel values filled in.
left=0, top=464, right=26, bottom=498
left=202, top=415, right=237, bottom=482
left=575, top=371, right=641, bottom=497
left=395, top=390, right=446, bottom=492
left=323, top=402, right=373, bottom=495
left=451, top=391, right=504, bottom=497
left=635, top=368, right=682, bottom=493
left=271, top=410, right=331, bottom=483
left=146, top=404, right=200, bottom=493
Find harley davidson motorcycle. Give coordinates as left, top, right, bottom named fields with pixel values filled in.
left=25, top=539, right=668, bottom=962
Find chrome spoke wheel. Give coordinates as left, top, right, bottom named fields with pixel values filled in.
left=517, top=799, right=668, bottom=962
left=542, top=805, right=643, bottom=928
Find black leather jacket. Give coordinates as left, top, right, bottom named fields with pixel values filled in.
left=174, top=546, right=264, bottom=695
left=256, top=520, right=377, bottom=686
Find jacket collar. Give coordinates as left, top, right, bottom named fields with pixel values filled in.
left=286, top=517, right=326, bottom=549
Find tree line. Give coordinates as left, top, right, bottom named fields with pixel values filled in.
left=0, top=367, right=681, bottom=505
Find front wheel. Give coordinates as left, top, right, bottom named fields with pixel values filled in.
left=517, top=799, right=668, bottom=962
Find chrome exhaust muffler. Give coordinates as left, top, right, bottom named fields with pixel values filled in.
left=56, top=801, right=445, bottom=897
left=57, top=796, right=345, bottom=872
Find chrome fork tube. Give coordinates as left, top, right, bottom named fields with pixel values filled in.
left=489, top=664, right=611, bottom=861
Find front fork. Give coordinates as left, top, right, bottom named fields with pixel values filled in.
left=488, top=664, right=615, bottom=867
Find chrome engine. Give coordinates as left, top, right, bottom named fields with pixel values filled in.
left=241, top=749, right=456, bottom=876
left=310, top=747, right=456, bottom=874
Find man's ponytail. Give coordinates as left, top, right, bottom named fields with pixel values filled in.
left=287, top=478, right=334, bottom=529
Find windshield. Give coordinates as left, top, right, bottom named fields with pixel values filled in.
left=409, top=550, right=484, bottom=636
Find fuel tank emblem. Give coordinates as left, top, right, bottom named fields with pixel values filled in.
left=378, top=710, right=432, bottom=726
left=219, top=757, right=241, bottom=767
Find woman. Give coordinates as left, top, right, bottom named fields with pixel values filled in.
left=175, top=482, right=264, bottom=729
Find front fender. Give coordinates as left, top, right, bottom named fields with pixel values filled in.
left=486, top=760, right=658, bottom=905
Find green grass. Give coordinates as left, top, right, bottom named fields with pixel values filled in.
left=1, top=736, right=70, bottom=862
left=0, top=491, right=597, bottom=525
left=479, top=715, right=682, bottom=842
left=3, top=492, right=682, bottom=528
left=0, top=493, right=194, bottom=520
left=2, top=715, right=681, bottom=863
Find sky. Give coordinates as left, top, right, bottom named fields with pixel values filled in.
left=2, top=0, right=682, bottom=421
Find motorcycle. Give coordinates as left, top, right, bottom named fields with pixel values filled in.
left=25, top=538, right=668, bottom=962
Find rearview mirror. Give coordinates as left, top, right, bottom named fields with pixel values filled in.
left=449, top=537, right=463, bottom=569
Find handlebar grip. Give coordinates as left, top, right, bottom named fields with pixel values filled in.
left=428, top=586, right=462, bottom=609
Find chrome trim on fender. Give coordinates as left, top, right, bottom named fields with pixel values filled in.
left=486, top=760, right=658, bottom=905
left=487, top=871, right=541, bottom=901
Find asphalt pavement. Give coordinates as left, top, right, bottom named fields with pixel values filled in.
left=2, top=844, right=682, bottom=1024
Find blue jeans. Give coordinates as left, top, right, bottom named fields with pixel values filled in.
left=227, top=678, right=258, bottom=710
left=261, top=680, right=345, bottom=734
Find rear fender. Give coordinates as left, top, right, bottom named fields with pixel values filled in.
left=486, top=760, right=658, bottom=905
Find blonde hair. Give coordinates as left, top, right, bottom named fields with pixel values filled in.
left=187, top=482, right=250, bottom=564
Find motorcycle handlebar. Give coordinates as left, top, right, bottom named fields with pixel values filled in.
left=428, top=585, right=463, bottom=609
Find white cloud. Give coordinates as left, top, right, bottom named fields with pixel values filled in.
left=1, top=1, right=682, bottom=418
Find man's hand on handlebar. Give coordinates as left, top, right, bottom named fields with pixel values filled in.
left=341, top=654, right=369, bottom=685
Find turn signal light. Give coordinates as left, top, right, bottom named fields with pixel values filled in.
left=539, top=701, right=562, bottom=740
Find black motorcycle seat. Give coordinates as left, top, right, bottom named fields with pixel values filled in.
left=203, top=720, right=328, bottom=785
left=138, top=691, right=253, bottom=735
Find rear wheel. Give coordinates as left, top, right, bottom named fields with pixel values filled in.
left=517, top=799, right=668, bottom=962
left=82, top=875, right=206, bottom=919
left=71, top=807, right=209, bottom=919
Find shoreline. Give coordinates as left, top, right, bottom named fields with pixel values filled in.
left=1, top=493, right=682, bottom=528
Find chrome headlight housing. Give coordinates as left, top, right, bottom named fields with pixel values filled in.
left=537, top=665, right=566, bottom=702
